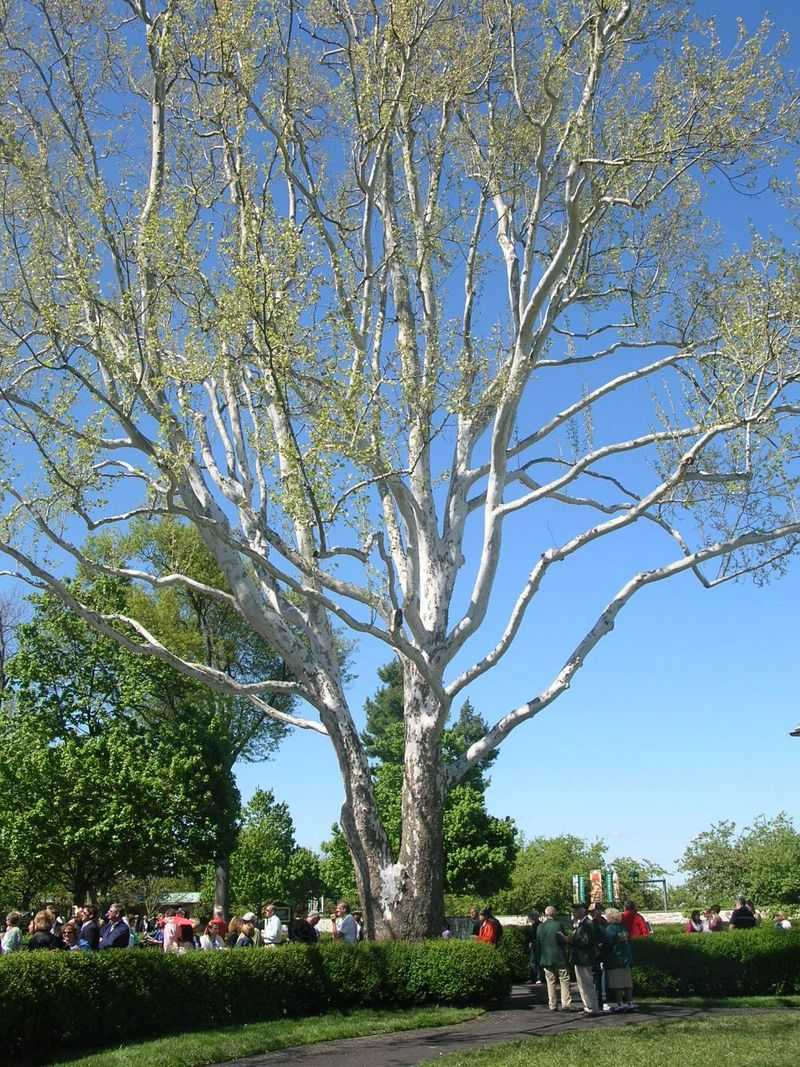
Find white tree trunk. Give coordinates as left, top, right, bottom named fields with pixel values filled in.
left=336, top=661, right=447, bottom=939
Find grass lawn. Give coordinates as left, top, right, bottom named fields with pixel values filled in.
left=56, top=1005, right=483, bottom=1067
left=644, top=995, right=800, bottom=1009
left=424, top=1012, right=800, bottom=1066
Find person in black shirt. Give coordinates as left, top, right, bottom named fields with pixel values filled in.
left=288, top=910, right=320, bottom=944
left=26, top=911, right=64, bottom=950
left=526, top=911, right=543, bottom=985
left=729, top=897, right=756, bottom=929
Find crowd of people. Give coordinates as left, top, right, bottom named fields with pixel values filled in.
left=684, top=898, right=792, bottom=932
left=2, top=892, right=791, bottom=968
left=0, top=899, right=365, bottom=953
left=523, top=900, right=651, bottom=1015
left=517, top=894, right=791, bottom=1016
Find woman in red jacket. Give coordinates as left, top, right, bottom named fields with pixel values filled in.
left=621, top=901, right=650, bottom=938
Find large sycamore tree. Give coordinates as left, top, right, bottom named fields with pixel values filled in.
left=0, top=0, right=799, bottom=937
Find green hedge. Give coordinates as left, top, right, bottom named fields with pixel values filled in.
left=496, top=924, right=531, bottom=982
left=0, top=940, right=509, bottom=1063
left=631, top=928, right=800, bottom=997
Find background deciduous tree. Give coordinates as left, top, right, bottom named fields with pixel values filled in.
left=101, top=519, right=293, bottom=912
left=495, top=834, right=606, bottom=913
left=0, top=687, right=227, bottom=906
left=676, top=813, right=800, bottom=909
left=1, top=0, right=799, bottom=937
left=228, top=788, right=322, bottom=916
left=0, top=577, right=239, bottom=905
left=495, top=836, right=665, bottom=913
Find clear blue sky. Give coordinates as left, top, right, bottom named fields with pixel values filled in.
left=232, top=0, right=800, bottom=885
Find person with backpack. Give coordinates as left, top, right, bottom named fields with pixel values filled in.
left=476, top=906, right=502, bottom=946
left=568, top=904, right=599, bottom=1015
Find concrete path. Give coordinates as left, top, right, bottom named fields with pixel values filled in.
left=214, top=985, right=703, bottom=1067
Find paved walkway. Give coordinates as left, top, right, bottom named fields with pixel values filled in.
left=214, top=985, right=704, bottom=1067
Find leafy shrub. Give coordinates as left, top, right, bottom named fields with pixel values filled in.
left=0, top=939, right=509, bottom=1063
left=496, top=924, right=531, bottom=982
left=632, top=928, right=800, bottom=997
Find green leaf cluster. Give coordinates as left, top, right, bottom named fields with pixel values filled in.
left=494, top=835, right=666, bottom=913
left=676, top=813, right=800, bottom=909
left=227, top=788, right=323, bottom=914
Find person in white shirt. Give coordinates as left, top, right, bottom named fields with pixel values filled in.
left=334, top=900, right=359, bottom=943
left=262, top=904, right=283, bottom=946
left=200, top=921, right=226, bottom=949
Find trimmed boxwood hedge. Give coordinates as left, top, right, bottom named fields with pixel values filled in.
left=496, top=924, right=531, bottom=982
left=631, top=928, right=800, bottom=997
left=497, top=923, right=800, bottom=998
left=496, top=924, right=800, bottom=997
left=0, top=939, right=509, bottom=1064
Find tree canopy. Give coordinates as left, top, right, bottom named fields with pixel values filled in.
left=0, top=580, right=236, bottom=904
left=676, top=814, right=800, bottom=909
left=495, top=835, right=666, bottom=913
left=228, top=789, right=322, bottom=915
left=0, top=0, right=798, bottom=936
left=495, top=834, right=606, bottom=913
left=0, top=525, right=295, bottom=910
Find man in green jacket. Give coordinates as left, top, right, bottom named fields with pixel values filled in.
left=569, top=904, right=600, bottom=1015
left=536, top=906, right=572, bottom=1011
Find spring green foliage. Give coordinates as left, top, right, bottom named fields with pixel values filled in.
left=0, top=705, right=226, bottom=906
left=227, top=789, right=323, bottom=914
left=0, top=939, right=509, bottom=1062
left=319, top=826, right=361, bottom=905
left=495, top=837, right=665, bottom=913
left=495, top=925, right=531, bottom=982
left=0, top=521, right=297, bottom=908
left=676, top=814, right=800, bottom=909
left=631, top=927, right=800, bottom=998
left=322, top=661, right=518, bottom=901
left=494, top=835, right=604, bottom=913
left=0, top=578, right=237, bottom=905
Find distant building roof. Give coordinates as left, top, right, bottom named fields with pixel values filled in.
left=159, top=892, right=202, bottom=905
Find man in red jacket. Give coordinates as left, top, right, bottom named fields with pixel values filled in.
left=476, top=907, right=502, bottom=946
left=621, top=901, right=650, bottom=938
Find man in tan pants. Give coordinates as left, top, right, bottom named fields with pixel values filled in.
left=570, top=904, right=600, bottom=1015
left=536, top=906, right=572, bottom=1011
